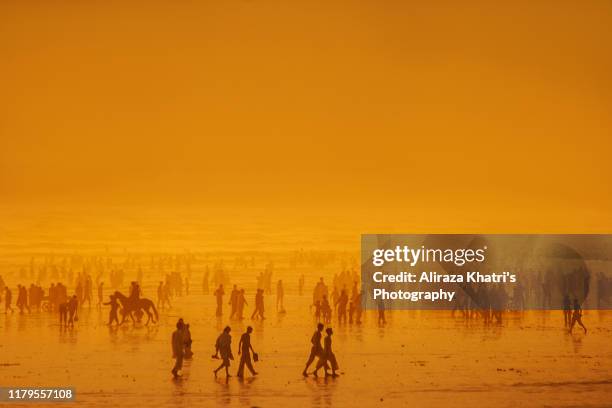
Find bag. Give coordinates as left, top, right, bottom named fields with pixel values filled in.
left=253, top=352, right=259, bottom=362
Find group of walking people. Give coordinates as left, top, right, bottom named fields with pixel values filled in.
left=170, top=322, right=340, bottom=380
left=215, top=284, right=266, bottom=320
left=171, top=318, right=194, bottom=378
left=302, top=323, right=339, bottom=377
left=211, top=326, right=258, bottom=378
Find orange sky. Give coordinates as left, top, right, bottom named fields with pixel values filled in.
left=1, top=1, right=611, bottom=232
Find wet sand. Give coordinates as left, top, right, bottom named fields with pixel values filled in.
left=0, top=210, right=610, bottom=406
left=2, top=290, right=610, bottom=408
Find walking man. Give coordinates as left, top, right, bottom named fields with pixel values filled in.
left=569, top=298, right=587, bottom=334
left=171, top=319, right=185, bottom=378
left=237, top=326, right=258, bottom=378
left=302, top=323, right=324, bottom=376
left=214, top=326, right=233, bottom=377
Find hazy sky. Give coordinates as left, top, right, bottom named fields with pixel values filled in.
left=1, top=1, right=611, bottom=228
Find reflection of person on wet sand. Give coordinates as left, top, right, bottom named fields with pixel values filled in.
left=171, top=319, right=185, bottom=378
left=213, top=326, right=233, bottom=377
left=302, top=323, right=324, bottom=376
left=104, top=294, right=121, bottom=326
left=237, top=326, right=258, bottom=378
left=569, top=298, right=587, bottom=334
left=313, top=328, right=339, bottom=377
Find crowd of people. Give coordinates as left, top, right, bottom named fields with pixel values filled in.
left=2, top=251, right=607, bottom=385
left=311, top=277, right=363, bottom=325
left=445, top=264, right=603, bottom=329
left=3, top=283, right=45, bottom=313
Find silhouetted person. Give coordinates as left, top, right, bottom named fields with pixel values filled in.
left=276, top=280, right=285, bottom=312
left=377, top=298, right=386, bottom=325
left=322, top=296, right=332, bottom=323
left=353, top=290, right=362, bottom=324
left=202, top=269, right=209, bottom=294
left=83, top=275, right=92, bottom=308
left=314, top=300, right=322, bottom=322
left=512, top=282, right=525, bottom=310
left=229, top=285, right=239, bottom=318
left=237, top=326, right=258, bottom=378
left=337, top=289, right=348, bottom=324
left=313, top=277, right=328, bottom=305
left=251, top=289, right=265, bottom=320
left=104, top=294, right=121, bottom=326
left=172, top=319, right=186, bottom=378
left=76, top=282, right=83, bottom=304
left=97, top=282, right=104, bottom=308
left=214, top=284, right=224, bottom=317
left=569, top=298, right=587, bottom=334
left=67, top=295, right=78, bottom=327
left=479, top=286, right=491, bottom=324
left=214, top=326, right=233, bottom=377
left=129, top=281, right=140, bottom=302
left=303, top=323, right=324, bottom=376
left=17, top=284, right=30, bottom=314
left=4, top=287, right=13, bottom=314
left=563, top=294, right=571, bottom=328
left=158, top=281, right=171, bottom=309
left=237, top=289, right=248, bottom=320
left=59, top=301, right=68, bottom=326
left=314, top=328, right=339, bottom=377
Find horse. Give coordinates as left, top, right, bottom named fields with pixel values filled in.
left=113, top=291, right=159, bottom=325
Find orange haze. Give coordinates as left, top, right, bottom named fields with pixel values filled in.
left=1, top=0, right=611, bottom=237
